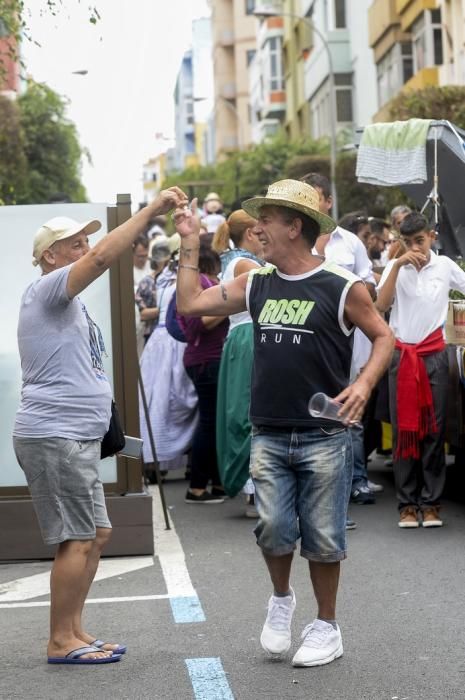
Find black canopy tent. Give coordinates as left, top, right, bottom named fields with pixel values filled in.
left=355, top=120, right=465, bottom=259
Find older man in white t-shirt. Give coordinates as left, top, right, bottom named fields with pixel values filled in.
left=13, top=187, right=188, bottom=665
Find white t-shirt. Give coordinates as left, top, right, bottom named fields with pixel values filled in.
left=313, top=226, right=375, bottom=285
left=377, top=251, right=465, bottom=343
left=313, top=226, right=375, bottom=378
left=223, top=257, right=257, bottom=332
left=14, top=265, right=112, bottom=439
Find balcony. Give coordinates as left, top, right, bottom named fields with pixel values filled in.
left=373, top=65, right=439, bottom=122
left=219, top=28, right=234, bottom=47
left=220, top=82, right=237, bottom=100
left=368, top=0, right=398, bottom=48
left=403, top=65, right=439, bottom=89
left=257, top=16, right=284, bottom=50
left=397, top=0, right=438, bottom=31
left=262, top=90, right=286, bottom=119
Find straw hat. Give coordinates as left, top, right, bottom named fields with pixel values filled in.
left=242, top=179, right=336, bottom=234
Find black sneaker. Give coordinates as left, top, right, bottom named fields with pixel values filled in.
left=350, top=487, right=376, bottom=505
left=211, top=487, right=228, bottom=499
left=185, top=490, right=225, bottom=504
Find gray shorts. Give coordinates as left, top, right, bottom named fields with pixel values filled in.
left=13, top=436, right=111, bottom=546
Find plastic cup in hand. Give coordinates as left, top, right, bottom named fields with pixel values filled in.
left=308, top=392, right=344, bottom=422
left=308, top=392, right=361, bottom=427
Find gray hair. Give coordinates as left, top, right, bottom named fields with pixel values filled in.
left=390, top=204, right=411, bottom=221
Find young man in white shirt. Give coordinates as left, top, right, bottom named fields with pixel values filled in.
left=377, top=212, right=465, bottom=528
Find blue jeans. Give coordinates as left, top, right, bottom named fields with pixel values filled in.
left=350, top=424, right=369, bottom=491
left=250, top=425, right=352, bottom=562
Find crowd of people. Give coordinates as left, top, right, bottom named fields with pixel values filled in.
left=13, top=173, right=465, bottom=667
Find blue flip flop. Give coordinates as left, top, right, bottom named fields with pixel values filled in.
left=91, top=639, right=127, bottom=655
left=48, top=645, right=122, bottom=664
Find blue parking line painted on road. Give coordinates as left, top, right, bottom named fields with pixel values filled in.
left=170, top=595, right=206, bottom=623
left=185, top=658, right=234, bottom=700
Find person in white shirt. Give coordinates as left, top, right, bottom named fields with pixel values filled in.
left=377, top=212, right=465, bottom=529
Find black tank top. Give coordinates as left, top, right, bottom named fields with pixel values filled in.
left=246, top=261, right=360, bottom=428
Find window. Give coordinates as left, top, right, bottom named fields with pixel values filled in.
left=334, top=73, right=352, bottom=122
left=324, top=0, right=346, bottom=30
left=247, top=49, right=256, bottom=67
left=245, top=0, right=256, bottom=15
left=334, top=0, right=346, bottom=29
left=412, top=9, right=443, bottom=72
left=376, top=43, right=413, bottom=107
left=310, top=74, right=352, bottom=139
left=336, top=90, right=352, bottom=122
left=264, top=36, right=284, bottom=92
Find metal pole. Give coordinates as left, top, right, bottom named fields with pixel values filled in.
left=300, top=18, right=339, bottom=220
left=253, top=9, right=339, bottom=218
left=137, top=362, right=171, bottom=531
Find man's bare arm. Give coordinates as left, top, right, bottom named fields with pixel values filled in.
left=334, top=281, right=394, bottom=422
left=67, top=187, right=188, bottom=298
left=176, top=271, right=249, bottom=317
left=174, top=200, right=249, bottom=317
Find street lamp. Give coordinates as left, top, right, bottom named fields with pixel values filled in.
left=253, top=5, right=339, bottom=219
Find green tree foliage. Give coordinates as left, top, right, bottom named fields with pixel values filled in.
left=0, top=93, right=27, bottom=203
left=17, top=81, right=87, bottom=203
left=0, top=80, right=87, bottom=204
left=162, top=131, right=410, bottom=220
left=389, top=85, right=465, bottom=129
left=163, top=132, right=328, bottom=212
left=336, top=154, right=409, bottom=218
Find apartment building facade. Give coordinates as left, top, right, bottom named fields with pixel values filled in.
left=301, top=0, right=377, bottom=138
left=0, top=20, right=20, bottom=97
left=209, top=0, right=256, bottom=157
left=368, top=0, right=463, bottom=120
left=249, top=13, right=286, bottom=143
left=173, top=50, right=197, bottom=171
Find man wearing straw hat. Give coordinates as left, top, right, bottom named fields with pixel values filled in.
left=174, top=180, right=394, bottom=667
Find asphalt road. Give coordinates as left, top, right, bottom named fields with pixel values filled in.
left=1, top=458, right=465, bottom=700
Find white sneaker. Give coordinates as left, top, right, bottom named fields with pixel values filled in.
left=292, top=619, right=343, bottom=667
left=260, top=588, right=296, bottom=656
left=367, top=480, right=384, bottom=493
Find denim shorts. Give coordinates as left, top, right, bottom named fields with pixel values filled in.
left=13, top=436, right=111, bottom=546
left=249, top=425, right=352, bottom=562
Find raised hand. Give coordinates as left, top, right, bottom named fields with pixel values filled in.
left=150, top=187, right=189, bottom=215
left=396, top=250, right=427, bottom=271
left=173, top=198, right=200, bottom=238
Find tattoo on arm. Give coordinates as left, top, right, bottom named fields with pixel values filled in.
left=220, top=283, right=228, bottom=301
left=180, top=246, right=199, bottom=260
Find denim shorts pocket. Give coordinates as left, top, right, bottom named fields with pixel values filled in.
left=319, top=426, right=346, bottom=437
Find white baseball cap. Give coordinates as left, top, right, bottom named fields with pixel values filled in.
left=32, top=216, right=101, bottom=266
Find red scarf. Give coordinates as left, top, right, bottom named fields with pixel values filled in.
left=395, top=327, right=445, bottom=460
